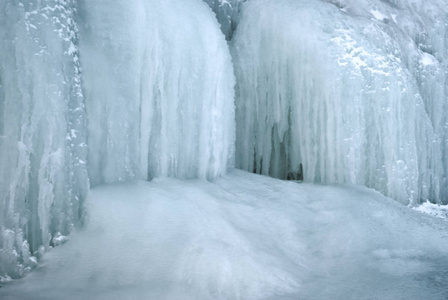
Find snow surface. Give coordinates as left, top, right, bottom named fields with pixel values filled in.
left=1, top=170, right=448, bottom=300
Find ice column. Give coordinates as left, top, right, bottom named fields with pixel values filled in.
left=0, top=0, right=88, bottom=278
left=79, top=0, right=235, bottom=184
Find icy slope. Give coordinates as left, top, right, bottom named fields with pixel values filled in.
left=1, top=170, right=448, bottom=300
left=232, top=0, right=448, bottom=205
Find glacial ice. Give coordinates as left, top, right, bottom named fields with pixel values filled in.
left=1, top=171, right=448, bottom=299
left=232, top=0, right=448, bottom=205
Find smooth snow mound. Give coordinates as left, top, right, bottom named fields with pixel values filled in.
left=1, top=170, right=448, bottom=300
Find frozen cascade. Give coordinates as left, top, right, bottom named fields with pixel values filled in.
left=232, top=0, right=448, bottom=205
left=0, top=0, right=88, bottom=279
left=0, top=0, right=235, bottom=279
left=79, top=0, right=235, bottom=185
left=1, top=0, right=448, bottom=294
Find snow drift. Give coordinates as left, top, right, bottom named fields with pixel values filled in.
left=2, top=171, right=448, bottom=299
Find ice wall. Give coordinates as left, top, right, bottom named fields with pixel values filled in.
left=80, top=0, right=235, bottom=185
left=1, top=0, right=235, bottom=279
left=232, top=0, right=448, bottom=204
left=0, top=0, right=88, bottom=278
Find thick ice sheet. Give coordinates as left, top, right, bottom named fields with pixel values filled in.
left=1, top=170, right=447, bottom=299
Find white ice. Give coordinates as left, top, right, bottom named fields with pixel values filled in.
left=1, top=170, right=448, bottom=300
left=0, top=0, right=235, bottom=277
left=232, top=0, right=448, bottom=205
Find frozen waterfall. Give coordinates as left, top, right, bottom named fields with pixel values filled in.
left=1, top=0, right=448, bottom=297
left=232, top=0, right=448, bottom=205
left=0, top=0, right=89, bottom=279
left=79, top=0, right=235, bottom=184
left=0, top=0, right=235, bottom=278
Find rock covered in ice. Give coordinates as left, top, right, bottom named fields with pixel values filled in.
left=232, top=0, right=448, bottom=205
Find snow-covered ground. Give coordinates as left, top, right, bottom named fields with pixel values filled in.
left=1, top=170, right=447, bottom=300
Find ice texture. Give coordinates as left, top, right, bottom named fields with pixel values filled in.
left=1, top=0, right=448, bottom=291
left=0, top=0, right=88, bottom=279
left=1, top=171, right=448, bottom=299
left=79, top=0, right=235, bottom=185
left=1, top=0, right=234, bottom=279
left=232, top=0, right=448, bottom=205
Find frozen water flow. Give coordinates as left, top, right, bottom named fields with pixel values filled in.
left=1, top=0, right=448, bottom=294
left=80, top=0, right=235, bottom=184
left=1, top=171, right=448, bottom=299
left=0, top=0, right=234, bottom=278
left=232, top=0, right=448, bottom=205
left=0, top=0, right=88, bottom=279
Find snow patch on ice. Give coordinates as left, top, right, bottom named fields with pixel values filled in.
left=420, top=52, right=437, bottom=66
left=371, top=9, right=386, bottom=21
left=413, top=202, right=448, bottom=219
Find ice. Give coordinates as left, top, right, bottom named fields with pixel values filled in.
left=79, top=0, right=235, bottom=184
left=414, top=201, right=448, bottom=219
left=231, top=0, right=448, bottom=205
left=1, top=0, right=448, bottom=293
left=0, top=0, right=88, bottom=278
left=204, top=0, right=245, bottom=40
left=370, top=9, right=386, bottom=21
left=1, top=170, right=448, bottom=299
left=1, top=0, right=234, bottom=278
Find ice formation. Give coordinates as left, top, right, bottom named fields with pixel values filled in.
left=79, top=0, right=235, bottom=185
left=0, top=0, right=88, bottom=279
left=232, top=0, right=448, bottom=205
left=1, top=0, right=448, bottom=293
left=0, top=0, right=234, bottom=278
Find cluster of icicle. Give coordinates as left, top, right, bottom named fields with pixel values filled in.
left=232, top=0, right=448, bottom=205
